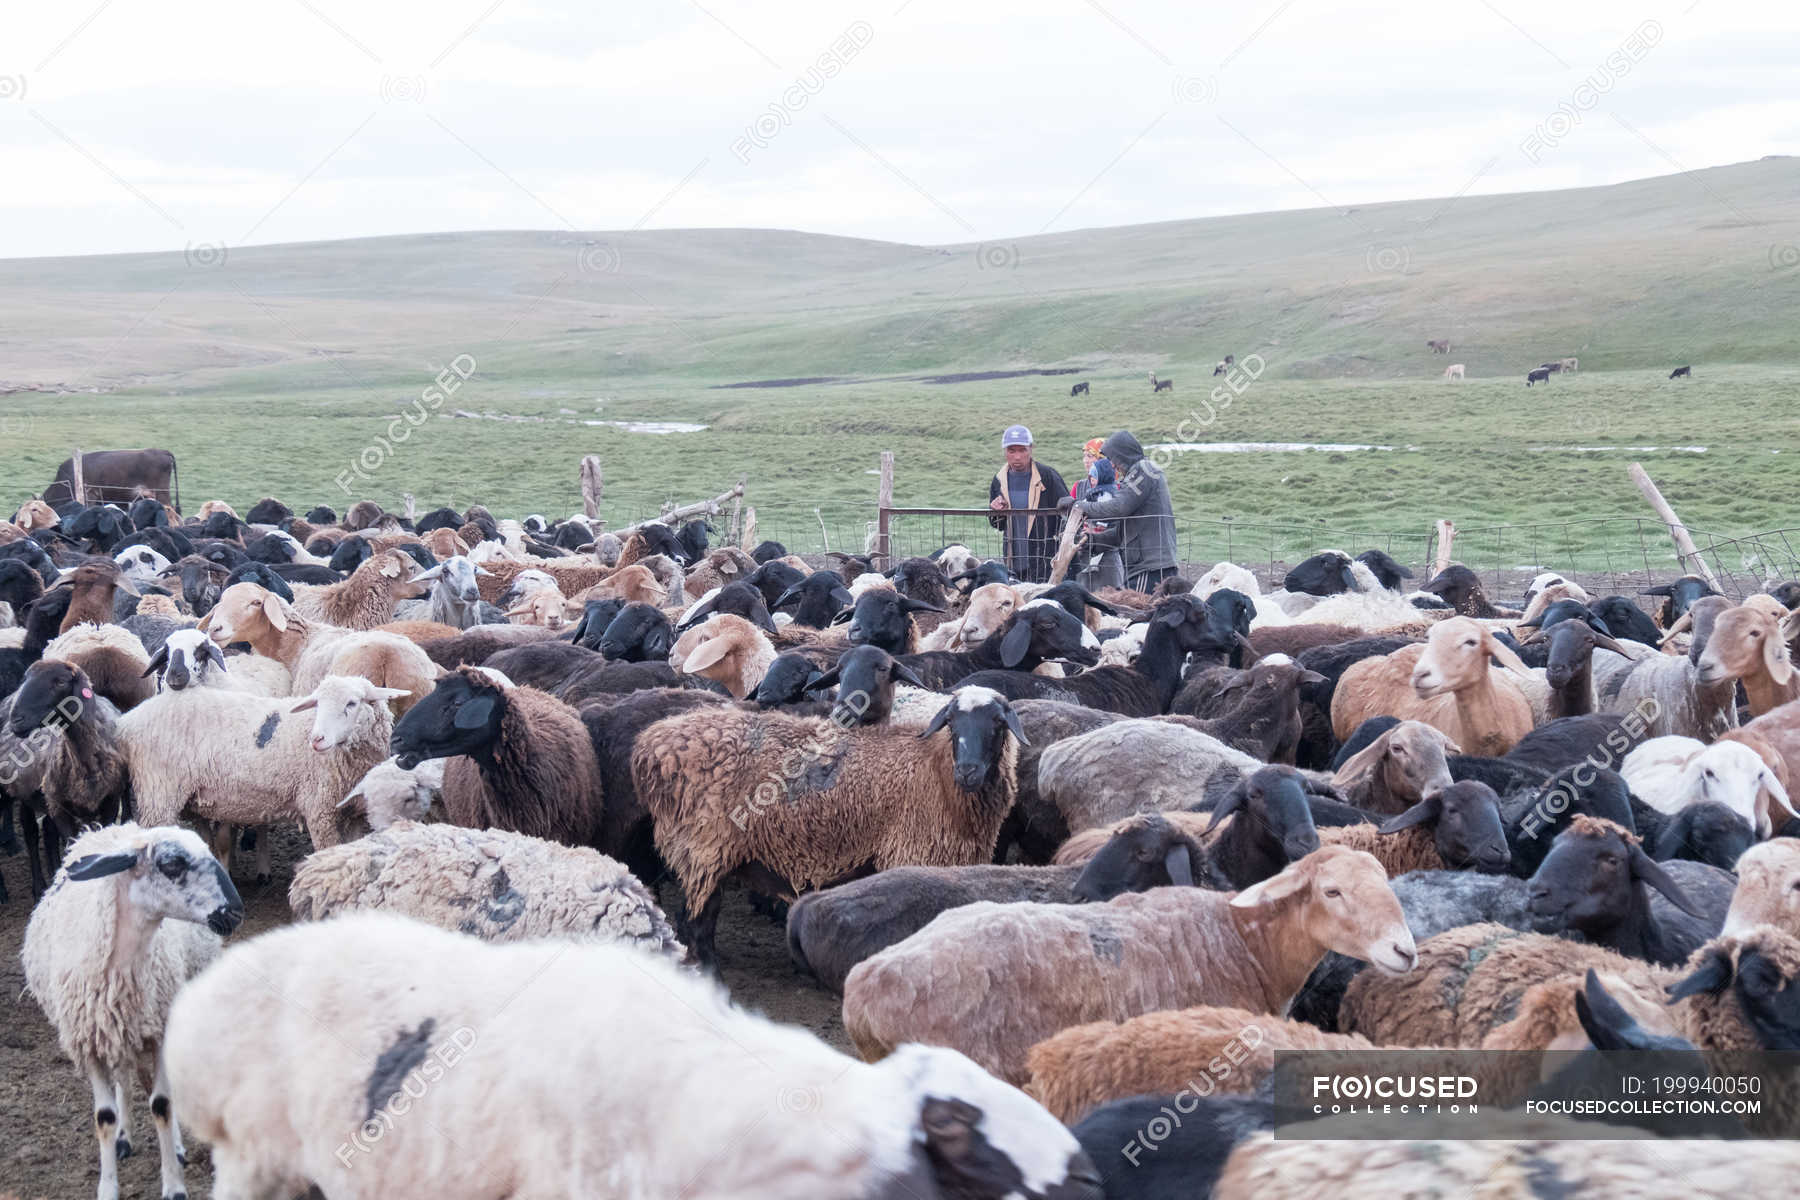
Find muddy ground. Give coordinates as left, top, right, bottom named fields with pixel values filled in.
left=0, top=825, right=845, bottom=1200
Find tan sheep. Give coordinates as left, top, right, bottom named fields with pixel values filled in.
left=199, top=583, right=439, bottom=712
left=286, top=548, right=427, bottom=630
left=1332, top=616, right=1534, bottom=755
left=843, top=845, right=1415, bottom=1084
left=1722, top=838, right=1800, bottom=938
left=1696, top=598, right=1799, bottom=717
left=1024, top=1005, right=1371, bottom=1123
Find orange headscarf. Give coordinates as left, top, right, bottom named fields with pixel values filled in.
left=1083, top=438, right=1105, bottom=457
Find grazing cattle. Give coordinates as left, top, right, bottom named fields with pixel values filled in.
left=1213, top=362, right=1227, bottom=376
left=1426, top=339, right=1450, bottom=354
left=1537, top=362, right=1562, bottom=374
left=1526, top=367, right=1551, bottom=386
left=1070, top=381, right=1089, bottom=397
left=1151, top=373, right=1174, bottom=393
left=1670, top=365, right=1692, bottom=379
left=1442, top=364, right=1465, bottom=381
left=1560, top=357, right=1578, bottom=372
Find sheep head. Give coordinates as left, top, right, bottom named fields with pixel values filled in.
left=1411, top=617, right=1527, bottom=699
left=1229, top=844, right=1416, bottom=975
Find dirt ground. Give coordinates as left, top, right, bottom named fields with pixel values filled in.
left=0, top=825, right=845, bottom=1200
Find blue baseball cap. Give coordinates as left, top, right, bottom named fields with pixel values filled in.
left=1002, top=424, right=1033, bottom=447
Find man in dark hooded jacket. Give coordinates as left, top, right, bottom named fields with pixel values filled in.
left=1072, top=430, right=1177, bottom=592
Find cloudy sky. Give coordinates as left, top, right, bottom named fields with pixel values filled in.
left=1, top=0, right=1795, bottom=259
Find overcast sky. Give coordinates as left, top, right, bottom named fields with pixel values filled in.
left=1, top=0, right=1794, bottom=259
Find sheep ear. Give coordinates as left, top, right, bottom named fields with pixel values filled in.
left=1229, top=862, right=1312, bottom=909
left=338, top=787, right=365, bottom=810
left=1331, top=736, right=1390, bottom=792
left=917, top=701, right=954, bottom=739
left=1764, top=627, right=1795, bottom=686
left=1577, top=969, right=1651, bottom=1052
left=371, top=687, right=413, bottom=702
left=1591, top=632, right=1630, bottom=657
left=261, top=594, right=289, bottom=631
left=1482, top=630, right=1530, bottom=674
left=204, top=640, right=229, bottom=671
left=900, top=597, right=944, bottom=614
left=891, top=661, right=929, bottom=690
left=290, top=697, right=319, bottom=712
left=806, top=665, right=842, bottom=691
left=1379, top=795, right=1442, bottom=834
left=752, top=608, right=777, bottom=633
left=999, top=618, right=1033, bottom=668
left=999, top=701, right=1030, bottom=748
left=1628, top=845, right=1707, bottom=918
left=829, top=587, right=855, bottom=608
left=64, top=850, right=140, bottom=881
left=1165, top=842, right=1197, bottom=887
left=1206, top=781, right=1247, bottom=832
left=142, top=646, right=169, bottom=677
left=1666, top=948, right=1734, bottom=1002
left=1762, top=768, right=1797, bottom=820
left=682, top=637, right=734, bottom=675
left=1298, top=668, right=1327, bottom=686
left=474, top=565, right=493, bottom=576
left=453, top=695, right=497, bottom=729
left=1659, top=610, right=1694, bottom=645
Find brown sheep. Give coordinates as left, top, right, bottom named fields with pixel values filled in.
left=1328, top=719, right=1459, bottom=815
left=1025, top=1005, right=1371, bottom=1123
left=1722, top=838, right=1800, bottom=939
left=844, top=845, right=1415, bottom=1084
left=287, top=549, right=428, bottom=630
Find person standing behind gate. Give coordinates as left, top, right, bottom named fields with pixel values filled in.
left=987, top=424, right=1068, bottom=583
left=1072, top=430, right=1177, bottom=592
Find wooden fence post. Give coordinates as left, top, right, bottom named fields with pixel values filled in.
left=70, top=447, right=85, bottom=505
left=730, top=474, right=745, bottom=544
left=1630, top=463, right=1720, bottom=588
left=876, top=451, right=894, bottom=568
left=1433, top=519, right=1456, bottom=576
left=739, top=507, right=757, bottom=552
left=580, top=456, right=604, bottom=519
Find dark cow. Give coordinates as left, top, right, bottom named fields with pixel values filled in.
left=1426, top=339, right=1450, bottom=354
left=1537, top=362, right=1562, bottom=373
left=44, top=448, right=180, bottom=511
left=1070, top=381, right=1089, bottom=397
left=1153, top=377, right=1173, bottom=392
left=1526, top=368, right=1552, bottom=386
left=1670, top=365, right=1692, bottom=379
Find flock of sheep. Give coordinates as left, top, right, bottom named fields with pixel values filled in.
left=6, top=488, right=1800, bottom=1199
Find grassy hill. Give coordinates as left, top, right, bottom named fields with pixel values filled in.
left=2, top=156, right=1798, bottom=576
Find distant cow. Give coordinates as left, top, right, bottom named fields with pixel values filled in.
left=45, top=448, right=180, bottom=510
left=1154, top=377, right=1173, bottom=392
left=1670, top=365, right=1692, bottom=379
left=1212, top=362, right=1227, bottom=375
left=1537, top=362, right=1562, bottom=374
left=1560, top=357, right=1578, bottom=372
left=1443, top=364, right=1465, bottom=381
left=1070, top=381, right=1089, bottom=397
left=1427, top=339, right=1450, bottom=354
left=1526, top=368, right=1551, bottom=386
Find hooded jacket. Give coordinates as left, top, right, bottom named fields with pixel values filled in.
left=1075, top=431, right=1176, bottom=577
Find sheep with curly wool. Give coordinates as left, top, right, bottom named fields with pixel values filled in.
left=669, top=613, right=777, bottom=698
left=122, top=673, right=408, bottom=875
left=199, top=582, right=439, bottom=711
left=286, top=548, right=427, bottom=630
left=164, top=913, right=1101, bottom=1200
left=844, top=844, right=1416, bottom=1085
left=22, top=823, right=242, bottom=1200
left=680, top=546, right=757, bottom=599
left=1722, top=838, right=1800, bottom=938
left=1332, top=616, right=1535, bottom=755
left=632, top=685, right=1028, bottom=968
left=1025, top=1005, right=1373, bottom=1124
left=288, top=820, right=686, bottom=959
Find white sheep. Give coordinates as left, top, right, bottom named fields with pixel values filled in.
left=163, top=912, right=1100, bottom=1200
left=1621, top=735, right=1794, bottom=837
left=1192, top=561, right=1292, bottom=627
left=113, top=545, right=172, bottom=587
left=288, top=820, right=687, bottom=960
left=394, top=555, right=495, bottom=629
left=339, top=756, right=447, bottom=830
left=119, top=674, right=410, bottom=878
left=22, top=823, right=243, bottom=1200
left=145, top=627, right=292, bottom=696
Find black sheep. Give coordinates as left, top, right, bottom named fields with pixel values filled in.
left=243, top=498, right=293, bottom=525
left=1589, top=595, right=1663, bottom=645
left=674, top=518, right=713, bottom=565
left=678, top=581, right=775, bottom=633
left=598, top=602, right=675, bottom=662
left=570, top=597, right=628, bottom=651
left=1283, top=550, right=1356, bottom=596
left=845, top=588, right=941, bottom=655
left=1640, top=574, right=1718, bottom=629
left=745, top=560, right=807, bottom=611
left=225, top=561, right=297, bottom=603
left=750, top=540, right=789, bottom=564
left=1355, top=548, right=1412, bottom=591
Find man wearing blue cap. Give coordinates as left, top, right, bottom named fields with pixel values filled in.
left=986, top=424, right=1068, bottom=583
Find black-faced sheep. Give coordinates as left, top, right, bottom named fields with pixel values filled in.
left=631, top=685, right=1029, bottom=967
left=390, top=668, right=606, bottom=849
